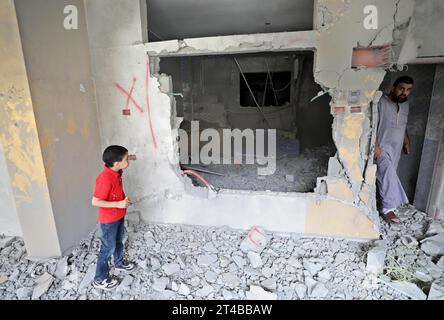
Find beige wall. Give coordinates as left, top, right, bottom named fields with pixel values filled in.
left=0, top=0, right=60, bottom=257
left=14, top=0, right=102, bottom=253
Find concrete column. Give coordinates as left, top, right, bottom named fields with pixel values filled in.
left=427, top=130, right=444, bottom=219
left=0, top=0, right=61, bottom=257
left=415, top=64, right=444, bottom=212
left=14, top=0, right=103, bottom=255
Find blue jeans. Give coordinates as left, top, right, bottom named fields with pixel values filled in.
left=94, top=218, right=125, bottom=282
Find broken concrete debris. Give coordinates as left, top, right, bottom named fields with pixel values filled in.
left=381, top=281, right=427, bottom=300
left=162, top=263, right=181, bottom=276
left=420, top=233, right=444, bottom=256
left=366, top=246, right=387, bottom=274
left=247, top=251, right=263, bottom=268
left=428, top=281, right=444, bottom=300
left=240, top=226, right=267, bottom=253
left=0, top=209, right=443, bottom=300
left=32, top=273, right=54, bottom=300
left=246, top=285, right=277, bottom=300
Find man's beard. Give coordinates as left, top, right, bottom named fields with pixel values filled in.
left=392, top=94, right=408, bottom=103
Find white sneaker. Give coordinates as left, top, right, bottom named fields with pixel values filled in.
left=92, top=277, right=119, bottom=290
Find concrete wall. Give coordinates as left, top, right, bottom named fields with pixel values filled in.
left=379, top=64, right=436, bottom=203
left=14, top=0, right=102, bottom=253
left=0, top=144, right=21, bottom=236
left=412, top=0, right=444, bottom=59
left=426, top=126, right=444, bottom=220
left=0, top=0, right=61, bottom=257
left=415, top=64, right=444, bottom=212
left=107, top=0, right=419, bottom=240
left=84, top=0, right=186, bottom=207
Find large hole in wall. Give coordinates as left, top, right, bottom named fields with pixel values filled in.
left=160, top=51, right=335, bottom=192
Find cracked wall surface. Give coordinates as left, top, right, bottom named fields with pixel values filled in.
left=83, top=0, right=420, bottom=240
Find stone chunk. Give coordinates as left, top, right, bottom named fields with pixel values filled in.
left=295, top=283, right=307, bottom=299
left=428, top=281, right=444, bottom=300
left=436, top=256, right=444, bottom=270
left=261, top=278, right=277, bottom=291
left=197, top=254, right=218, bottom=267
left=55, top=257, right=69, bottom=281
left=204, top=270, right=218, bottom=283
left=0, top=275, right=8, bottom=285
left=203, top=242, right=218, bottom=253
left=426, top=222, right=444, bottom=236
left=246, top=285, right=277, bottom=300
left=310, top=283, right=329, bottom=298
left=303, top=259, right=324, bottom=276
left=240, top=226, right=267, bottom=253
left=153, top=277, right=169, bottom=292
left=0, top=237, right=15, bottom=250
left=366, top=247, right=387, bottom=274
left=178, top=283, right=190, bottom=296
left=232, top=255, right=246, bottom=268
left=317, top=269, right=331, bottom=282
left=162, top=263, right=180, bottom=276
left=116, top=275, right=133, bottom=292
left=383, top=281, right=427, bottom=300
left=247, top=252, right=263, bottom=268
left=222, top=273, right=240, bottom=289
left=79, top=264, right=96, bottom=292
left=16, top=287, right=33, bottom=300
left=421, top=233, right=444, bottom=256
left=150, top=257, right=161, bottom=270
left=32, top=273, right=54, bottom=300
left=334, top=252, right=349, bottom=266
left=287, top=256, right=302, bottom=268
left=195, top=284, right=214, bottom=297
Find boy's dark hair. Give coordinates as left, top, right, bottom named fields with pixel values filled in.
left=103, top=145, right=128, bottom=168
left=393, top=76, right=414, bottom=87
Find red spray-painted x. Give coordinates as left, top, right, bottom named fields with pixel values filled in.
left=115, top=61, right=158, bottom=150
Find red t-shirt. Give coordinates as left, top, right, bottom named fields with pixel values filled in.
left=93, top=165, right=127, bottom=224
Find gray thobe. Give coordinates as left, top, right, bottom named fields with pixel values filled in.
left=376, top=94, right=409, bottom=212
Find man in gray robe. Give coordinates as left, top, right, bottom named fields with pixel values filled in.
left=375, top=76, right=414, bottom=223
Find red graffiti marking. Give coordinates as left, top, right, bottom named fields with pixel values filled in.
left=124, top=78, right=136, bottom=111
left=115, top=80, right=144, bottom=113
left=114, top=61, right=158, bottom=150
left=146, top=62, right=158, bottom=149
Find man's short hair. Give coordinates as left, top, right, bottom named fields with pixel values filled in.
left=103, top=145, right=128, bottom=168
left=393, top=76, right=414, bottom=87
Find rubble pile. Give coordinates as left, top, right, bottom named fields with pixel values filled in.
left=0, top=205, right=443, bottom=300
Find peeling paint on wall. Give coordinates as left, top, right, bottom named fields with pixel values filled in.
left=0, top=87, right=47, bottom=202
left=305, top=199, right=379, bottom=239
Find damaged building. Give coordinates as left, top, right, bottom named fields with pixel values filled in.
left=1, top=0, right=444, bottom=300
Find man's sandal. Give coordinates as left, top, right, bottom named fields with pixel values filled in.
left=383, top=211, right=401, bottom=224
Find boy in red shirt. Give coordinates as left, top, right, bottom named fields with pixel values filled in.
left=91, top=145, right=136, bottom=290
